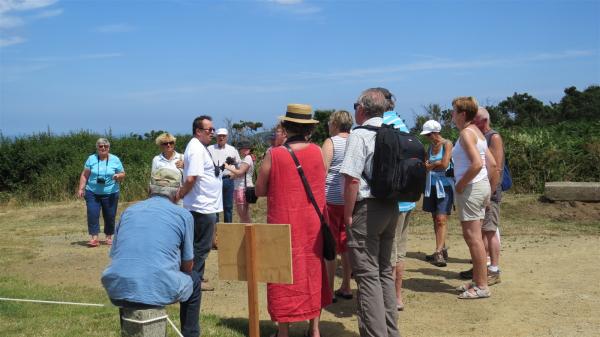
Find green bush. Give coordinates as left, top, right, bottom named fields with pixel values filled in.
left=0, top=121, right=596, bottom=203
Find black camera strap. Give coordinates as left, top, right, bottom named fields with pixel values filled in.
left=97, top=154, right=109, bottom=181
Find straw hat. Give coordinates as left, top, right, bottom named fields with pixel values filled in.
left=279, top=104, right=318, bottom=124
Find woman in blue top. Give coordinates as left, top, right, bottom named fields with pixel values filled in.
left=77, top=138, right=125, bottom=247
left=420, top=120, right=454, bottom=267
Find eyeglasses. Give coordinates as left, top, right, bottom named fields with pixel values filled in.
left=353, top=102, right=361, bottom=110
left=202, top=128, right=215, bottom=133
left=97, top=145, right=109, bottom=149
left=161, top=141, right=175, bottom=146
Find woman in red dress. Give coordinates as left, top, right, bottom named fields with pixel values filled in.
left=256, top=104, right=331, bottom=337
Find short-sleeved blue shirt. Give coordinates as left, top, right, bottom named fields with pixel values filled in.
left=84, top=154, right=124, bottom=195
left=101, top=196, right=195, bottom=306
left=383, top=111, right=416, bottom=213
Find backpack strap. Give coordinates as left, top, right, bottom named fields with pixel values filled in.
left=353, top=125, right=379, bottom=132
left=283, top=143, right=326, bottom=225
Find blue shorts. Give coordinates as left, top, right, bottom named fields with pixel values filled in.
left=422, top=185, right=453, bottom=215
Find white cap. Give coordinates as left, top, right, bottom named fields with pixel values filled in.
left=420, top=120, right=442, bottom=135
left=216, top=128, right=228, bottom=136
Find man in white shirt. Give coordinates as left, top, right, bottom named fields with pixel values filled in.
left=177, top=116, right=223, bottom=293
left=207, top=128, right=240, bottom=226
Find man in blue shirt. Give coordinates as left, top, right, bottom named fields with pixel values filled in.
left=101, top=168, right=200, bottom=337
left=379, top=87, right=417, bottom=311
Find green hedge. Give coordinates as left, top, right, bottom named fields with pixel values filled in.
left=1, top=121, right=597, bottom=203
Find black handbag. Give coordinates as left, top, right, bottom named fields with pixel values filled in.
left=244, top=167, right=258, bottom=204
left=284, top=143, right=336, bottom=261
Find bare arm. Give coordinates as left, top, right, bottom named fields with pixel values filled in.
left=224, top=162, right=249, bottom=177
left=343, top=174, right=360, bottom=227
left=321, top=138, right=334, bottom=173
left=427, top=141, right=453, bottom=171
left=455, top=129, right=483, bottom=193
left=180, top=260, right=193, bottom=273
left=176, top=175, right=197, bottom=201
left=113, top=171, right=126, bottom=182
left=485, top=147, right=499, bottom=195
left=488, top=134, right=504, bottom=177
left=254, top=151, right=271, bottom=197
left=77, top=168, right=91, bottom=198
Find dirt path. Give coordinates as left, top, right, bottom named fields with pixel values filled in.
left=10, top=228, right=600, bottom=337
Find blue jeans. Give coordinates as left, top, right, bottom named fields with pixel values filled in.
left=111, top=271, right=201, bottom=337
left=217, top=177, right=234, bottom=223
left=190, top=212, right=216, bottom=279
left=85, top=190, right=119, bottom=236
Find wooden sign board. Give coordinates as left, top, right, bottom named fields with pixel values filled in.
left=217, top=223, right=293, bottom=284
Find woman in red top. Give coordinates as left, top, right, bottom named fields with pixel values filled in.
left=256, top=104, right=330, bottom=337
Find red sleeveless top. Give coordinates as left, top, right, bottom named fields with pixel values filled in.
left=266, top=144, right=331, bottom=322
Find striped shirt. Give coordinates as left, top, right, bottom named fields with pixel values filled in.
left=325, top=135, right=347, bottom=205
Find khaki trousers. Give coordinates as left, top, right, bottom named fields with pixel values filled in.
left=347, top=199, right=401, bottom=337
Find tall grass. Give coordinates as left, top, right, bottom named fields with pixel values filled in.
left=1, top=121, right=597, bottom=204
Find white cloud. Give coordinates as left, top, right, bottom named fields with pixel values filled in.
left=270, top=0, right=303, bottom=4
left=80, top=53, right=123, bottom=59
left=267, top=0, right=321, bottom=16
left=0, top=0, right=60, bottom=48
left=0, top=36, right=24, bottom=47
left=94, top=23, right=135, bottom=33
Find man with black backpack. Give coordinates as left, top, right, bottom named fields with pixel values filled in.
left=340, top=88, right=404, bottom=337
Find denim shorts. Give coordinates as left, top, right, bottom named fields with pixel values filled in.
left=422, top=185, right=453, bottom=215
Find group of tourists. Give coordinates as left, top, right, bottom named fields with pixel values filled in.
left=78, top=87, right=506, bottom=337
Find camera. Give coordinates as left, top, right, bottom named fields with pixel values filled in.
left=96, top=177, right=106, bottom=184
left=219, top=156, right=237, bottom=171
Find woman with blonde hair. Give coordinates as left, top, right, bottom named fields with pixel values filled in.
left=152, top=132, right=184, bottom=176
left=322, top=110, right=354, bottom=302
left=451, top=97, right=498, bottom=299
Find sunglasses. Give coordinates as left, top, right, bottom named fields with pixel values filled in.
left=161, top=141, right=175, bottom=146
left=202, top=127, right=215, bottom=133
left=353, top=102, right=360, bottom=110
left=97, top=145, right=109, bottom=149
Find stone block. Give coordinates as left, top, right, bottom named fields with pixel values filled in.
left=544, top=182, right=600, bottom=201
left=121, top=307, right=167, bottom=337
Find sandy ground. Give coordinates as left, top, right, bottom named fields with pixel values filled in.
left=8, top=231, right=599, bottom=336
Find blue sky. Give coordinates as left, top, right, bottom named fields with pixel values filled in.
left=1, top=0, right=599, bottom=136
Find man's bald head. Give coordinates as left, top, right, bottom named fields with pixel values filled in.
left=474, top=106, right=491, bottom=131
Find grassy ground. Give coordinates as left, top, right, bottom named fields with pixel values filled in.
left=0, top=194, right=598, bottom=336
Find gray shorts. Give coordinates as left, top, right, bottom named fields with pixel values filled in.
left=482, top=199, right=500, bottom=232
left=391, top=210, right=412, bottom=264
left=455, top=179, right=491, bottom=222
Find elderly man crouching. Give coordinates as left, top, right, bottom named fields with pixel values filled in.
left=101, top=168, right=201, bottom=337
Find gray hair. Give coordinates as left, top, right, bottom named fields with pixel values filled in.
left=374, top=87, right=396, bottom=112
left=96, top=138, right=110, bottom=147
left=149, top=185, right=178, bottom=200
left=357, top=88, right=388, bottom=118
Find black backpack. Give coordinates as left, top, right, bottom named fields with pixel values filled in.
left=356, top=124, right=427, bottom=202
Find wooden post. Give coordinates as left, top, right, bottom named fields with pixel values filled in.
left=245, top=225, right=260, bottom=337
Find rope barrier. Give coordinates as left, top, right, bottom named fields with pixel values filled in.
left=0, top=297, right=185, bottom=336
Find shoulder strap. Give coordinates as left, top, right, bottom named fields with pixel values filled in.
left=354, top=125, right=379, bottom=132
left=283, top=143, right=325, bottom=224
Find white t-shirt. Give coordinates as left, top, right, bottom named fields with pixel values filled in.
left=207, top=143, right=241, bottom=176
left=182, top=137, right=223, bottom=214
left=234, top=155, right=254, bottom=190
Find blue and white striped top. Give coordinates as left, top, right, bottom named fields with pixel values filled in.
left=325, top=135, right=347, bottom=205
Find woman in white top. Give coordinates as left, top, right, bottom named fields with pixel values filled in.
left=152, top=133, right=184, bottom=182
left=224, top=141, right=254, bottom=223
left=321, top=110, right=354, bottom=302
left=451, top=97, right=498, bottom=299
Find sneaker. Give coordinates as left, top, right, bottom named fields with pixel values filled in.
left=431, top=251, right=447, bottom=267
left=201, top=281, right=215, bottom=291
left=426, top=247, right=448, bottom=261
left=459, top=268, right=473, bottom=280
left=487, top=270, right=501, bottom=286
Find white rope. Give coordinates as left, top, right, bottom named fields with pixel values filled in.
left=121, top=315, right=168, bottom=324
left=0, top=297, right=105, bottom=307
left=167, top=316, right=185, bottom=337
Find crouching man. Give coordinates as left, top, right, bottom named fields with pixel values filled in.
left=101, top=168, right=201, bottom=337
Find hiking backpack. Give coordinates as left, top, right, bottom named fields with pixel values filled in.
left=356, top=124, right=427, bottom=202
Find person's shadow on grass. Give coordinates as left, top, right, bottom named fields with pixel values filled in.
left=402, top=277, right=456, bottom=294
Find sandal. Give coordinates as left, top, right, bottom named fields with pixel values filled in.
left=87, top=239, right=99, bottom=247
left=334, top=289, right=353, bottom=300
left=456, top=282, right=475, bottom=292
left=105, top=238, right=113, bottom=245
left=458, top=286, right=490, bottom=299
